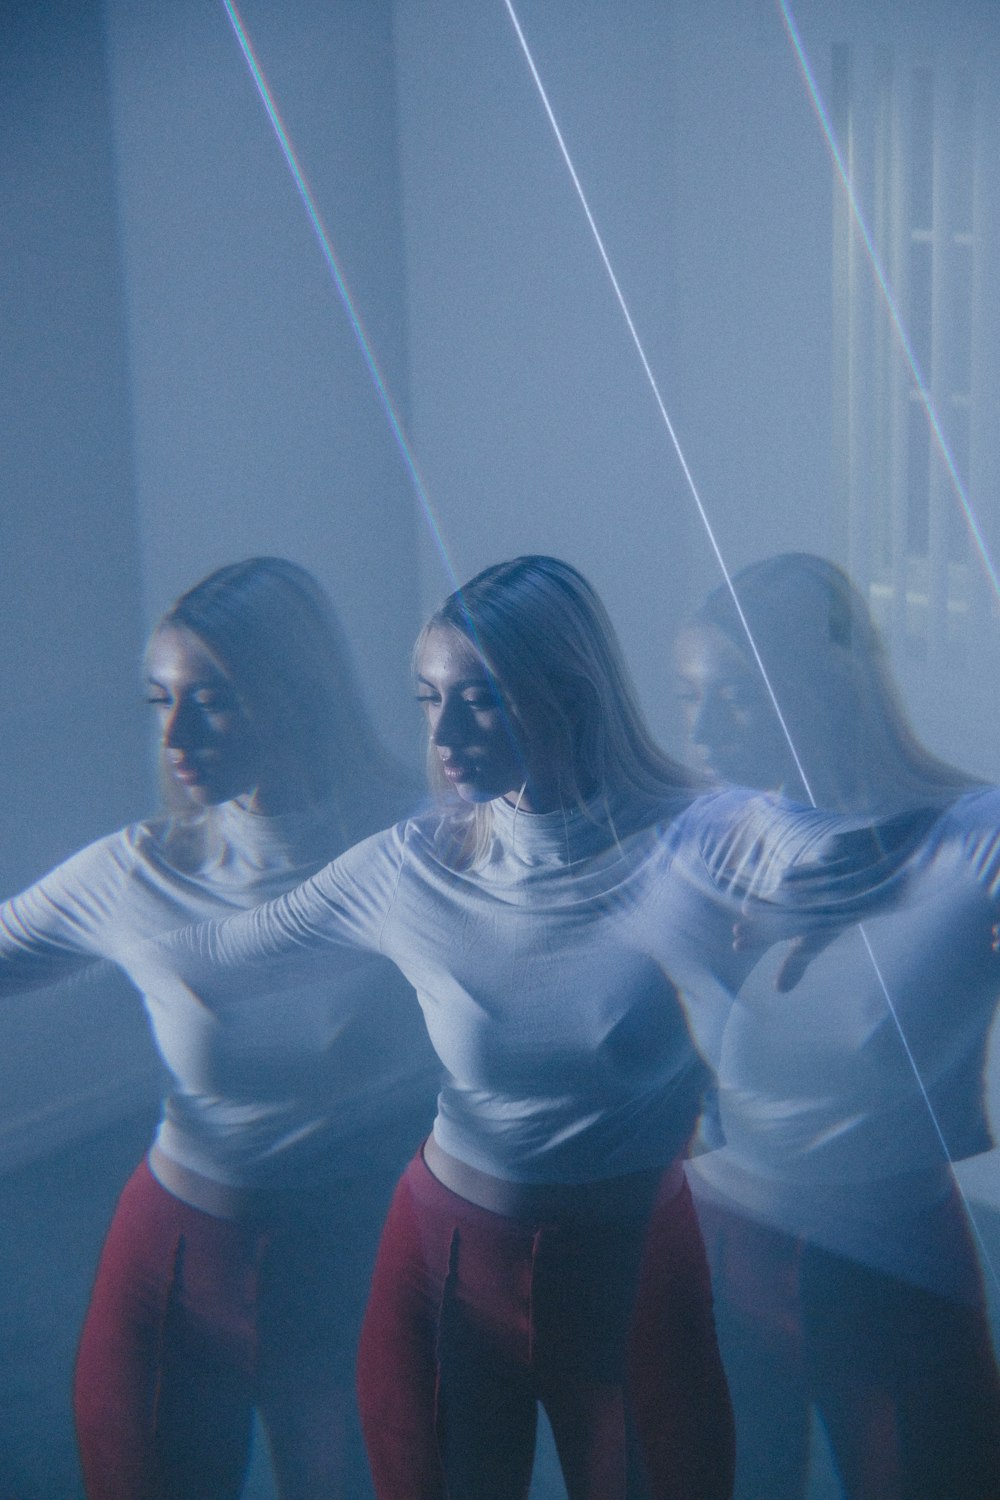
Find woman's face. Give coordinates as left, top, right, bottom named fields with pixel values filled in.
left=145, top=626, right=264, bottom=808
left=674, top=623, right=797, bottom=791
left=416, top=625, right=560, bottom=811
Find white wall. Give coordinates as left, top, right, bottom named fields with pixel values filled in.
left=394, top=0, right=1000, bottom=761
left=104, top=0, right=423, bottom=764
left=393, top=0, right=843, bottom=752
left=0, top=0, right=424, bottom=1170
left=393, top=0, right=1000, bottom=1209
left=0, top=0, right=159, bottom=1168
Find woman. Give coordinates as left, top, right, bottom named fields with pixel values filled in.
left=675, top=552, right=1000, bottom=1500
left=0, top=557, right=438, bottom=1500
left=140, top=553, right=916, bottom=1500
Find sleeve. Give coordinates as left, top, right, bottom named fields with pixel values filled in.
left=0, top=836, right=126, bottom=996
left=132, top=823, right=408, bottom=997
left=946, top=786, right=1000, bottom=900
left=687, top=788, right=940, bottom=919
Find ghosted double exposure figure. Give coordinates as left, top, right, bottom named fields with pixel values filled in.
left=676, top=553, right=1000, bottom=1500
left=0, top=558, right=438, bottom=1500
left=134, top=554, right=944, bottom=1500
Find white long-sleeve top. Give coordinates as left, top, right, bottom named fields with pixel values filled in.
left=138, top=787, right=903, bottom=1187
left=0, top=799, right=439, bottom=1189
left=687, top=785, right=1000, bottom=1293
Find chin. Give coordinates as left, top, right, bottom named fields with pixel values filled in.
left=176, top=780, right=233, bottom=809
left=703, top=757, right=755, bottom=788
left=452, top=784, right=498, bottom=805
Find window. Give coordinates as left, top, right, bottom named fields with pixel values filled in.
left=831, top=43, right=994, bottom=676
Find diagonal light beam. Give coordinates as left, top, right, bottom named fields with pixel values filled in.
left=220, top=0, right=460, bottom=593
left=501, top=0, right=999, bottom=1293
left=501, top=0, right=815, bottom=805
left=219, top=2, right=534, bottom=766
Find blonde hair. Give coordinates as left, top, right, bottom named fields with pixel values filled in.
left=416, top=555, right=701, bottom=862
left=694, top=552, right=981, bottom=812
left=153, top=557, right=411, bottom=832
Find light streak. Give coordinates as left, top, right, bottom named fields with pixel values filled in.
left=500, top=0, right=815, bottom=804
left=220, top=0, right=460, bottom=592
left=219, top=3, right=526, bottom=759
left=501, top=0, right=999, bottom=1291
left=778, top=0, right=1000, bottom=604
left=777, top=0, right=1000, bottom=1285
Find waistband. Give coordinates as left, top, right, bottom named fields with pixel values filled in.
left=147, top=1144, right=379, bottom=1223
left=421, top=1134, right=684, bottom=1223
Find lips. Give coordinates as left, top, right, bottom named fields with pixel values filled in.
left=168, top=756, right=212, bottom=786
left=441, top=759, right=475, bottom=783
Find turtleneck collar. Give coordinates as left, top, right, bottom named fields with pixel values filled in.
left=215, top=796, right=347, bottom=868
left=488, top=789, right=629, bottom=867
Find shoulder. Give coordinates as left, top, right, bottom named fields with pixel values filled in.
left=668, top=786, right=785, bottom=849
left=0, top=824, right=144, bottom=944
left=20, top=824, right=142, bottom=896
left=307, top=818, right=416, bottom=906
left=925, top=785, right=1000, bottom=888
left=934, top=784, right=1000, bottom=833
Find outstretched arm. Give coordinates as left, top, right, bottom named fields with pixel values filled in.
left=128, top=822, right=407, bottom=1001
left=0, top=836, right=127, bottom=996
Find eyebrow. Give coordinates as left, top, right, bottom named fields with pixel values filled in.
left=415, top=674, right=492, bottom=690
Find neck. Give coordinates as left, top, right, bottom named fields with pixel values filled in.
left=503, top=783, right=558, bottom=815
left=239, top=779, right=311, bottom=816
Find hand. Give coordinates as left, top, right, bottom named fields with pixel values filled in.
left=772, top=931, right=838, bottom=992
left=732, top=919, right=837, bottom=992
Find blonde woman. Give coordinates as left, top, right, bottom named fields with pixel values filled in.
left=0, top=558, right=437, bottom=1500
left=142, top=555, right=927, bottom=1500
left=676, top=553, right=1000, bottom=1500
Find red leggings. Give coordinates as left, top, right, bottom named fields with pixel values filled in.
left=697, top=1197, right=1000, bottom=1500
left=356, top=1151, right=734, bottom=1500
left=74, top=1158, right=392, bottom=1500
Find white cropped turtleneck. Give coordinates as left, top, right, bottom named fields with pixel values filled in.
left=140, top=788, right=885, bottom=1187
left=0, top=799, right=439, bottom=1189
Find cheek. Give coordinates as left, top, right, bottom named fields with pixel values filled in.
left=678, top=700, right=699, bottom=734
left=731, top=707, right=759, bottom=737
left=744, top=705, right=789, bottom=750
left=491, top=719, right=529, bottom=770
left=217, top=720, right=263, bottom=770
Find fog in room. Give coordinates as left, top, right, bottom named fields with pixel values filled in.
left=1, top=1, right=999, bottom=1495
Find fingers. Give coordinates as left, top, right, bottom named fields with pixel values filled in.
left=775, top=931, right=837, bottom=993
left=731, top=919, right=761, bottom=954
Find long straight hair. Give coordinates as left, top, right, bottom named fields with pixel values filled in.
left=694, top=552, right=981, bottom=812
left=416, top=555, right=702, bottom=862
left=153, top=557, right=412, bottom=834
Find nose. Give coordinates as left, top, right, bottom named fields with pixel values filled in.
left=429, top=695, right=470, bottom=750
left=162, top=700, right=205, bottom=752
left=688, top=693, right=734, bottom=752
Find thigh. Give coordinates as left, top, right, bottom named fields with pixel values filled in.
left=357, top=1156, right=538, bottom=1500
left=695, top=1198, right=810, bottom=1500
left=74, top=1161, right=256, bottom=1500
left=531, top=1212, right=648, bottom=1500
left=803, top=1242, right=1000, bottom=1500
left=257, top=1177, right=400, bottom=1500
left=627, top=1179, right=735, bottom=1500
left=534, top=1175, right=734, bottom=1500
